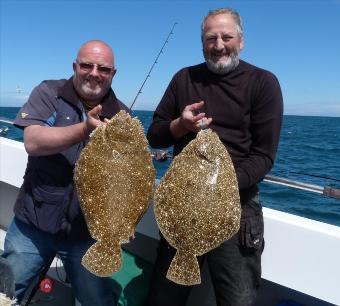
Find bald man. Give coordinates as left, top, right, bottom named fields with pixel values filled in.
left=1, top=40, right=128, bottom=305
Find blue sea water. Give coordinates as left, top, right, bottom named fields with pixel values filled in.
left=1, top=107, right=339, bottom=227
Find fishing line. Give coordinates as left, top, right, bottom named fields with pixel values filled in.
left=129, top=22, right=177, bottom=111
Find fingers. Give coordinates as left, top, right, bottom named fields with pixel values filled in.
left=182, top=101, right=205, bottom=123
left=206, top=117, right=213, bottom=126
left=180, top=100, right=214, bottom=133
left=194, top=117, right=213, bottom=130
left=183, top=116, right=212, bottom=133
left=192, top=112, right=205, bottom=122
left=88, top=104, right=102, bottom=119
left=185, top=100, right=205, bottom=112
left=83, top=105, right=104, bottom=137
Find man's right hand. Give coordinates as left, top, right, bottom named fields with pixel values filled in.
left=83, top=105, right=104, bottom=137
left=170, top=101, right=212, bottom=139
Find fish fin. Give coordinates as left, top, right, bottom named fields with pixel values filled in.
left=166, top=249, right=201, bottom=285
left=0, top=293, right=17, bottom=306
left=81, top=240, right=122, bottom=277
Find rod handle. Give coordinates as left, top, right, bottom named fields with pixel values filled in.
left=323, top=186, right=340, bottom=200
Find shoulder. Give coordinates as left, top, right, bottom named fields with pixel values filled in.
left=14, top=80, right=68, bottom=128
left=239, top=60, right=279, bottom=83
left=117, top=99, right=130, bottom=113
left=34, top=79, right=68, bottom=97
left=29, top=79, right=69, bottom=108
left=171, top=63, right=207, bottom=84
left=174, top=63, right=206, bottom=77
left=101, top=90, right=131, bottom=119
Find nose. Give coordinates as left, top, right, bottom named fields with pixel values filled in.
left=89, top=65, right=100, bottom=77
left=214, top=37, right=224, bottom=51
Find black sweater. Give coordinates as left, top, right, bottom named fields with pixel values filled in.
left=147, top=60, right=283, bottom=192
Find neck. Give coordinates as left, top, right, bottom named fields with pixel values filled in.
left=82, top=99, right=99, bottom=111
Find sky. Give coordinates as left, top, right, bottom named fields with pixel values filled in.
left=1, top=0, right=340, bottom=116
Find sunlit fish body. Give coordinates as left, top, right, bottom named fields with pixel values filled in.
left=74, top=110, right=155, bottom=277
left=154, top=129, right=240, bottom=285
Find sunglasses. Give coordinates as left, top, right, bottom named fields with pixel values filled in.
left=76, top=60, right=114, bottom=75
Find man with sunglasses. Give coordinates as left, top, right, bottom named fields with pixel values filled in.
left=1, top=40, right=128, bottom=305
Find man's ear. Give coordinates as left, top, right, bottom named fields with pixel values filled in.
left=240, top=36, right=244, bottom=51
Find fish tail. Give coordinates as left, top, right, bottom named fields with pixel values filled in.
left=81, top=240, right=122, bottom=277
left=166, top=249, right=201, bottom=285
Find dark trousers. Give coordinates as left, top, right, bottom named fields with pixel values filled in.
left=0, top=257, right=15, bottom=298
left=2, top=218, right=117, bottom=305
left=145, top=194, right=264, bottom=306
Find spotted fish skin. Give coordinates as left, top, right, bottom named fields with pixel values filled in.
left=154, top=129, right=241, bottom=285
left=74, top=110, right=155, bottom=277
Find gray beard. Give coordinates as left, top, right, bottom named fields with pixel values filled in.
left=205, top=54, right=240, bottom=75
left=81, top=83, right=102, bottom=97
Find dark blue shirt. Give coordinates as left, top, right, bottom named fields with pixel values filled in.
left=13, top=78, right=129, bottom=237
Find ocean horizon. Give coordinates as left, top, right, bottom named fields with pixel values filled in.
left=1, top=106, right=340, bottom=227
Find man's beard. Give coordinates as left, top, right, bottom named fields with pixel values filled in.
left=81, top=82, right=103, bottom=97
left=204, top=50, right=240, bottom=75
left=74, top=71, right=110, bottom=101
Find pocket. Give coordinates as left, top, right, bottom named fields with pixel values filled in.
left=31, top=184, right=67, bottom=233
left=239, top=212, right=264, bottom=250
left=32, top=184, right=65, bottom=205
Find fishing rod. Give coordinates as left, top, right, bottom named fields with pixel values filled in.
left=129, top=22, right=177, bottom=111
left=288, top=171, right=340, bottom=183
left=264, top=175, right=340, bottom=200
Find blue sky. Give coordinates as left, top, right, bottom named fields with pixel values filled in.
left=1, top=0, right=340, bottom=116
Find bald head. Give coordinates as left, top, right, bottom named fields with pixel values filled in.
left=73, top=40, right=116, bottom=106
left=77, top=40, right=115, bottom=68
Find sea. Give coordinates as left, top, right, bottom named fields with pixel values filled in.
left=1, top=107, right=340, bottom=227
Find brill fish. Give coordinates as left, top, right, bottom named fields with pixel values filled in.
left=74, top=110, right=155, bottom=277
left=154, top=129, right=241, bottom=285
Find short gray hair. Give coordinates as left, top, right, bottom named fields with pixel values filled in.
left=201, top=8, right=243, bottom=40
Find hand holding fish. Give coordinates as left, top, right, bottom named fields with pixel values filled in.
left=82, top=104, right=104, bottom=137
left=170, top=101, right=212, bottom=138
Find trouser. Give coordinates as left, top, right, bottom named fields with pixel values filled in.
left=0, top=257, right=15, bottom=298
left=1, top=217, right=117, bottom=306
left=145, top=194, right=264, bottom=306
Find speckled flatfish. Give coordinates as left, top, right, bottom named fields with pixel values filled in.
left=74, top=110, right=155, bottom=277
left=154, top=129, right=241, bottom=285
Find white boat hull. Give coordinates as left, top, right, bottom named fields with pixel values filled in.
left=1, top=137, right=339, bottom=306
